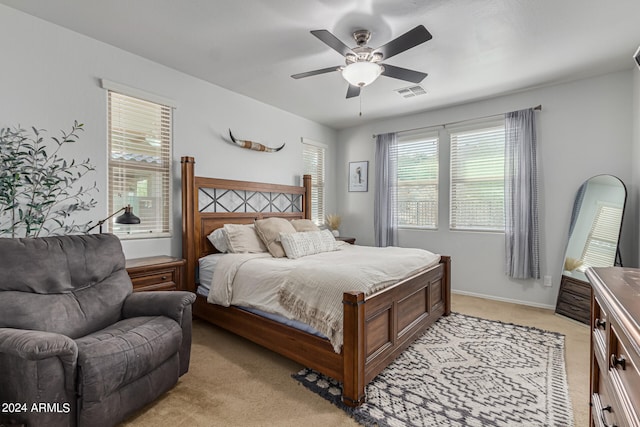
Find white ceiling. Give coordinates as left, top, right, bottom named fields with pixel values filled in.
left=2, top=0, right=639, bottom=130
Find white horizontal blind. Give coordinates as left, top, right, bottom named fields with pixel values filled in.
left=108, top=91, right=172, bottom=237
left=396, top=130, right=439, bottom=229
left=302, top=141, right=325, bottom=225
left=581, top=204, right=622, bottom=268
left=450, top=119, right=505, bottom=231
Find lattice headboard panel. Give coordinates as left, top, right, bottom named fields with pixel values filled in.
left=181, top=156, right=311, bottom=291
left=198, top=188, right=302, bottom=214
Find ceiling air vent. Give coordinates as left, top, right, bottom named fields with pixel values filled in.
left=395, top=85, right=427, bottom=98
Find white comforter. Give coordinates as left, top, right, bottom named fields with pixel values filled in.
left=207, top=244, right=440, bottom=352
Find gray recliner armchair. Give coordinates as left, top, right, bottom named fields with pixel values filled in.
left=0, top=234, right=196, bottom=427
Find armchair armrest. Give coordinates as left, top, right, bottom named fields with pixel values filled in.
left=122, top=291, right=196, bottom=376
left=0, top=328, right=78, bottom=397
left=0, top=328, right=77, bottom=361
left=122, top=291, right=196, bottom=325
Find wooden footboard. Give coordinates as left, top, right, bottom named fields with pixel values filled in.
left=342, top=256, right=450, bottom=406
left=181, top=156, right=451, bottom=407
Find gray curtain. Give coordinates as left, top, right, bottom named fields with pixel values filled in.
left=374, top=132, right=398, bottom=247
left=504, top=108, right=540, bottom=279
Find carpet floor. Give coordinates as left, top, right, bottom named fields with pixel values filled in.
left=293, top=312, right=574, bottom=426
left=121, top=294, right=589, bottom=426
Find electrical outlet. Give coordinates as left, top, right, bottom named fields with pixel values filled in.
left=543, top=275, right=552, bottom=287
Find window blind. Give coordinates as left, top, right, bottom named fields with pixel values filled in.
left=581, top=204, right=622, bottom=268
left=396, top=131, right=439, bottom=229
left=302, top=141, right=325, bottom=225
left=108, top=91, right=172, bottom=237
left=450, top=120, right=505, bottom=231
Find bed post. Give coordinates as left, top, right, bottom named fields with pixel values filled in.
left=181, top=156, right=197, bottom=292
left=302, top=174, right=311, bottom=220
left=342, top=291, right=366, bottom=407
left=441, top=255, right=452, bottom=316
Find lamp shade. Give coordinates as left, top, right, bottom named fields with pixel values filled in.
left=341, top=62, right=383, bottom=87
left=115, top=205, right=141, bottom=225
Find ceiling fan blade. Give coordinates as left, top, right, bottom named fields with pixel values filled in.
left=381, top=64, right=428, bottom=84
left=346, top=84, right=361, bottom=98
left=374, top=25, right=432, bottom=60
left=311, top=29, right=356, bottom=57
left=291, top=66, right=341, bottom=79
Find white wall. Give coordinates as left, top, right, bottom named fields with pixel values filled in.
left=0, top=5, right=337, bottom=258
left=337, top=71, right=635, bottom=308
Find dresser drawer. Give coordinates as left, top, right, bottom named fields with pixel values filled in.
left=591, top=389, right=623, bottom=427
left=562, top=278, right=591, bottom=298
left=555, top=275, right=591, bottom=324
left=592, top=296, right=608, bottom=357
left=609, top=324, right=640, bottom=423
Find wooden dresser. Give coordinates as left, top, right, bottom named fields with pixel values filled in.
left=586, top=267, right=640, bottom=427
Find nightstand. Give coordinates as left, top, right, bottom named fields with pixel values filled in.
left=126, top=255, right=186, bottom=292
left=336, top=236, right=356, bottom=244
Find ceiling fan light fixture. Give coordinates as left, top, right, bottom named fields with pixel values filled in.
left=341, top=62, right=383, bottom=87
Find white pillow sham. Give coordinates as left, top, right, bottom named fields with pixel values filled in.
left=224, top=223, right=268, bottom=253
left=279, top=229, right=338, bottom=259
left=207, top=224, right=268, bottom=253
left=207, top=228, right=229, bottom=253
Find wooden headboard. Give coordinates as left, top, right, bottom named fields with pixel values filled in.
left=180, top=156, right=311, bottom=291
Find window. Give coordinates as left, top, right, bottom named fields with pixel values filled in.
left=581, top=204, right=623, bottom=268
left=396, top=130, right=439, bottom=229
left=107, top=90, right=172, bottom=237
left=449, top=119, right=505, bottom=231
left=302, top=139, right=326, bottom=225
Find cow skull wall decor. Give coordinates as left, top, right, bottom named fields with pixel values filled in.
left=228, top=129, right=285, bottom=152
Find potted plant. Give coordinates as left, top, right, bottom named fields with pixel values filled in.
left=0, top=121, right=97, bottom=238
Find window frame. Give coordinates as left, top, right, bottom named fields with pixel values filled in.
left=396, top=129, right=440, bottom=230
left=103, top=80, right=175, bottom=239
left=449, top=118, right=506, bottom=232
left=301, top=138, right=326, bottom=226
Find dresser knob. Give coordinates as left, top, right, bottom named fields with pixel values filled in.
left=161, top=275, right=168, bottom=280
left=610, top=354, right=626, bottom=370
left=595, top=318, right=606, bottom=329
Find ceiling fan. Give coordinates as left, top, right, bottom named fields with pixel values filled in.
left=291, top=25, right=432, bottom=98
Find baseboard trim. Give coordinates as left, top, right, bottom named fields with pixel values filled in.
left=452, top=289, right=556, bottom=311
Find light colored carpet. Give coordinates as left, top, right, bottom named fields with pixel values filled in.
left=121, top=294, right=589, bottom=427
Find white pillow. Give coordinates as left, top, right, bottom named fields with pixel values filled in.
left=207, top=228, right=229, bottom=253
left=279, top=229, right=338, bottom=259
left=223, top=224, right=267, bottom=253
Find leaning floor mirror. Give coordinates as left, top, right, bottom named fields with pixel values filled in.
left=555, top=174, right=626, bottom=324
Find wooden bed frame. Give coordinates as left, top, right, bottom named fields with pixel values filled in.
left=181, top=156, right=451, bottom=406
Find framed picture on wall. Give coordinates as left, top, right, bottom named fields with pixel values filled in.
left=349, top=161, right=368, bottom=192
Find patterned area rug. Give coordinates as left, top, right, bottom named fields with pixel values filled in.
left=292, top=313, right=574, bottom=427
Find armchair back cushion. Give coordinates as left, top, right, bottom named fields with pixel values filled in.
left=0, top=234, right=132, bottom=338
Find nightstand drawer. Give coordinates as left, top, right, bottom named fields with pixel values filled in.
left=126, top=256, right=185, bottom=292
left=130, top=270, right=177, bottom=291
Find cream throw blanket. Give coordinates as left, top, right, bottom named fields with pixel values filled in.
left=278, top=246, right=440, bottom=352
left=207, top=245, right=440, bottom=353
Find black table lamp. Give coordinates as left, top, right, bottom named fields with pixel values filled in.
left=87, top=205, right=141, bottom=233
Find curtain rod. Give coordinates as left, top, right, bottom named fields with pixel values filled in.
left=372, top=104, right=542, bottom=139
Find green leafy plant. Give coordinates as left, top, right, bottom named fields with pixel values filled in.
left=0, top=121, right=97, bottom=237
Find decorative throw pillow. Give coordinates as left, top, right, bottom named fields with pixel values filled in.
left=254, top=217, right=297, bottom=258
left=223, top=223, right=267, bottom=253
left=280, top=229, right=338, bottom=259
left=207, top=228, right=229, bottom=253
left=290, top=219, right=321, bottom=232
